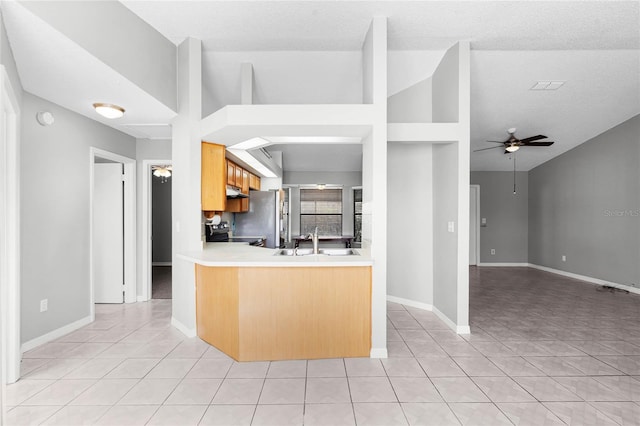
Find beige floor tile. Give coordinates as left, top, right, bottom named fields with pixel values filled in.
left=353, top=402, right=408, bottom=426
left=104, top=358, right=159, bottom=379
left=259, top=378, right=305, bottom=404
left=146, top=358, right=197, bottom=379
left=401, top=402, right=460, bottom=426
left=452, top=356, right=505, bottom=376
left=186, top=358, right=233, bottom=378
left=4, top=406, right=62, bottom=426
left=382, top=358, right=426, bottom=377
left=448, top=403, right=512, bottom=426
left=417, top=356, right=466, bottom=377
left=22, top=379, right=96, bottom=406
left=5, top=379, right=55, bottom=406
left=307, top=358, right=346, bottom=377
left=349, top=377, right=398, bottom=403
left=496, top=402, right=564, bottom=426
left=252, top=404, right=304, bottom=426
left=164, top=378, right=222, bottom=404
left=146, top=404, right=207, bottom=425
left=199, top=404, right=256, bottom=426
left=303, top=403, right=355, bottom=426
left=211, top=378, right=264, bottom=404
left=544, top=402, right=619, bottom=425
left=344, top=358, right=386, bottom=376
left=389, top=377, right=443, bottom=403
left=589, top=401, right=640, bottom=425
left=471, top=376, right=536, bottom=402
left=226, top=361, right=270, bottom=378
left=305, top=377, right=351, bottom=403
left=117, top=378, right=180, bottom=405
left=40, top=405, right=110, bottom=425
left=69, top=378, right=139, bottom=405
left=94, top=404, right=159, bottom=426
left=267, top=360, right=307, bottom=378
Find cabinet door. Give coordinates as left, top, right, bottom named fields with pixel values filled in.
left=241, top=169, right=250, bottom=195
left=202, top=142, right=226, bottom=211
left=227, top=160, right=236, bottom=187
left=235, top=164, right=243, bottom=188
left=249, top=173, right=261, bottom=190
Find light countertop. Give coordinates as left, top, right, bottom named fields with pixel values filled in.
left=178, top=243, right=372, bottom=267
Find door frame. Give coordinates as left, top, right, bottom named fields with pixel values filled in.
left=469, top=184, right=480, bottom=265
left=89, top=148, right=136, bottom=318
left=141, top=159, right=171, bottom=301
left=0, top=65, right=21, bottom=393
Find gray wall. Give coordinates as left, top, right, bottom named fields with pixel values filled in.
left=21, top=92, right=136, bottom=343
left=283, top=171, right=362, bottom=238
left=387, top=78, right=432, bottom=123
left=152, top=176, right=172, bottom=263
left=21, top=1, right=176, bottom=110
left=432, top=143, right=459, bottom=321
left=471, top=171, right=528, bottom=263
left=529, top=115, right=640, bottom=287
left=387, top=143, right=434, bottom=305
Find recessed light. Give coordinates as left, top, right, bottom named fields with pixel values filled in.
left=93, top=103, right=125, bottom=119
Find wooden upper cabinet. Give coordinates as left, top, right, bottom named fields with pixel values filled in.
left=241, top=169, right=250, bottom=195
left=201, top=142, right=226, bottom=212
left=227, top=160, right=236, bottom=187
left=249, top=173, right=261, bottom=190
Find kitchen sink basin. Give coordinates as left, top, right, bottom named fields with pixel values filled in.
left=274, top=248, right=315, bottom=256
left=318, top=248, right=359, bottom=256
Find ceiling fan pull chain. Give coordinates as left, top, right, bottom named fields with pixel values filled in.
left=513, top=154, right=517, bottom=195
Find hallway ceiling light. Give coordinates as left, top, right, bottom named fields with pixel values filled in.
left=152, top=165, right=172, bottom=183
left=505, top=144, right=520, bottom=153
left=93, top=103, right=125, bottom=119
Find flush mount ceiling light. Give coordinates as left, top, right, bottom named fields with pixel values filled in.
left=316, top=183, right=326, bottom=190
left=93, top=103, right=125, bottom=119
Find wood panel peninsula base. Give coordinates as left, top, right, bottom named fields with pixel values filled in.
left=195, top=265, right=372, bottom=361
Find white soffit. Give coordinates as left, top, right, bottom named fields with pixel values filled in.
left=2, top=2, right=175, bottom=138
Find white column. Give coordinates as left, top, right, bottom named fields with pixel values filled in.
left=362, top=17, right=388, bottom=358
left=171, top=38, right=202, bottom=336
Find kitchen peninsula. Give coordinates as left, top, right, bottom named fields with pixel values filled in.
left=178, top=244, right=373, bottom=361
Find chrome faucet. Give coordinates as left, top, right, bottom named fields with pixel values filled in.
left=308, top=227, right=319, bottom=254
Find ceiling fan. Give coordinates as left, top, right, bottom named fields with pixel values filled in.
left=474, top=128, right=554, bottom=154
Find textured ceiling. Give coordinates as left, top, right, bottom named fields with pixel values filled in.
left=122, top=1, right=639, bottom=51
left=267, top=143, right=363, bottom=172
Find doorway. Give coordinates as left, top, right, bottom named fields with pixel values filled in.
left=151, top=166, right=172, bottom=299
left=141, top=160, right=172, bottom=301
left=89, top=149, right=136, bottom=315
left=469, top=184, right=480, bottom=265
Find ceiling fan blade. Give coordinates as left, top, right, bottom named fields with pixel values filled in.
left=519, top=134, right=548, bottom=143
left=523, top=141, right=554, bottom=146
left=473, top=146, right=503, bottom=152
left=485, top=140, right=507, bottom=144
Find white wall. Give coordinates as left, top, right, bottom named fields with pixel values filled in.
left=0, top=10, right=22, bottom=103
left=432, top=143, right=459, bottom=323
left=20, top=1, right=176, bottom=110
left=387, top=144, right=433, bottom=305
left=202, top=51, right=363, bottom=115
left=387, top=78, right=432, bottom=123
left=432, top=44, right=459, bottom=123
left=20, top=92, right=136, bottom=343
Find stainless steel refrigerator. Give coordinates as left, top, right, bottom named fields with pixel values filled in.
left=233, top=189, right=287, bottom=248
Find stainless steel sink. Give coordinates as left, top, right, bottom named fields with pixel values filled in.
left=318, top=248, right=359, bottom=256
left=274, top=248, right=315, bottom=256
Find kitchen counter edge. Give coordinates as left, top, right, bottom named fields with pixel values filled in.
left=178, top=243, right=373, bottom=267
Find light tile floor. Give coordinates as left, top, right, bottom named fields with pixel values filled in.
left=6, top=266, right=640, bottom=425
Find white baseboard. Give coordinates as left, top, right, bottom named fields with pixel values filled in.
left=387, top=295, right=469, bottom=334
left=528, top=263, right=640, bottom=295
left=136, top=295, right=150, bottom=302
left=478, top=262, right=529, bottom=267
left=432, top=306, right=471, bottom=334
left=21, top=315, right=93, bottom=353
left=171, top=316, right=197, bottom=338
left=387, top=295, right=433, bottom=311
left=370, top=347, right=388, bottom=358
left=152, top=262, right=172, bottom=267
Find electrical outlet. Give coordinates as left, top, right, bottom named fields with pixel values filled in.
left=562, top=255, right=566, bottom=262
left=481, top=218, right=487, bottom=227
left=40, top=299, right=48, bottom=312
left=491, top=249, right=496, bottom=255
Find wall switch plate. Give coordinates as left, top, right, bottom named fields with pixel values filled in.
left=481, top=218, right=487, bottom=227
left=447, top=221, right=455, bottom=233
left=40, top=299, right=48, bottom=312
left=562, top=255, right=566, bottom=262
left=491, top=249, right=496, bottom=255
